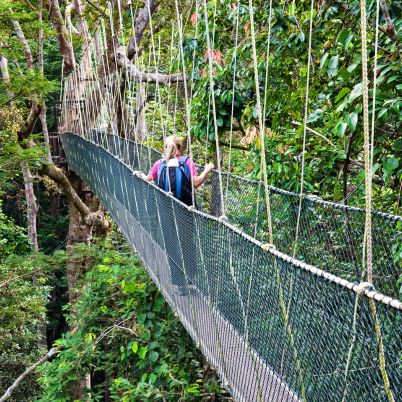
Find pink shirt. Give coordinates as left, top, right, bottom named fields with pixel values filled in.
left=150, top=157, right=198, bottom=181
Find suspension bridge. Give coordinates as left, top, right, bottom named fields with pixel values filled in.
left=57, top=0, right=401, bottom=401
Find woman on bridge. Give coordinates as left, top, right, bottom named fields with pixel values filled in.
left=143, top=135, right=214, bottom=206
left=138, top=135, right=214, bottom=296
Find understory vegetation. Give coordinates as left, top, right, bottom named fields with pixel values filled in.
left=0, top=0, right=400, bottom=400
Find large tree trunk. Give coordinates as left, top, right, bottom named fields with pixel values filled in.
left=66, top=173, right=99, bottom=400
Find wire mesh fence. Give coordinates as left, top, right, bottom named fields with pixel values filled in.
left=61, top=131, right=401, bottom=402
left=87, top=130, right=401, bottom=300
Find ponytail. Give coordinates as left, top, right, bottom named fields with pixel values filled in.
left=164, top=136, right=182, bottom=160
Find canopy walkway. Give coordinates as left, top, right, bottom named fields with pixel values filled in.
left=61, top=131, right=401, bottom=402
left=57, top=0, right=401, bottom=399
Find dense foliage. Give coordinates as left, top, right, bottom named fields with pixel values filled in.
left=37, top=236, right=228, bottom=401
left=189, top=0, right=401, bottom=211
left=0, top=0, right=400, bottom=400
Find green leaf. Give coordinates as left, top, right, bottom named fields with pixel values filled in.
left=387, top=75, right=399, bottom=84
left=137, top=313, right=147, bottom=324
left=347, top=63, right=359, bottom=73
left=393, top=139, right=402, bottom=152
left=123, top=282, right=136, bottom=294
left=335, top=87, right=350, bottom=103
left=149, top=373, right=157, bottom=384
left=131, top=342, right=139, bottom=353
left=320, top=53, right=329, bottom=69
left=384, top=157, right=398, bottom=173
left=346, top=112, right=358, bottom=131
left=149, top=351, right=159, bottom=363
left=349, top=82, right=363, bottom=102
left=327, top=55, right=339, bottom=77
left=377, top=109, right=388, bottom=119
left=337, top=29, right=353, bottom=49
left=138, top=346, right=148, bottom=359
left=334, top=121, right=347, bottom=137
left=307, top=108, right=323, bottom=123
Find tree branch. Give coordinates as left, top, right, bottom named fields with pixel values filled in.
left=11, top=20, right=34, bottom=70
left=65, top=1, right=80, bottom=36
left=43, top=164, right=109, bottom=230
left=18, top=103, right=42, bottom=140
left=47, top=0, right=76, bottom=75
left=117, top=50, right=184, bottom=84
left=0, top=347, right=59, bottom=402
left=340, top=158, right=396, bottom=188
left=127, top=0, right=158, bottom=60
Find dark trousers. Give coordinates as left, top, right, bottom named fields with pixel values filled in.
left=160, top=203, right=196, bottom=289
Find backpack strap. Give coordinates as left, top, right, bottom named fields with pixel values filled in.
left=157, top=159, right=169, bottom=191
left=178, top=156, right=191, bottom=178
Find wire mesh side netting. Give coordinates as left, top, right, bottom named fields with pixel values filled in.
left=86, top=130, right=402, bottom=300
left=61, top=132, right=401, bottom=402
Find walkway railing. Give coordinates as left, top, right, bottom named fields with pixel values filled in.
left=61, top=131, right=401, bottom=402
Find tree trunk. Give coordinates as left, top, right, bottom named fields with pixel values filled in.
left=66, top=173, right=99, bottom=400
left=40, top=109, right=52, bottom=163
left=65, top=173, right=99, bottom=309
left=48, top=0, right=76, bottom=74
left=135, top=82, right=148, bottom=141
left=20, top=161, right=38, bottom=250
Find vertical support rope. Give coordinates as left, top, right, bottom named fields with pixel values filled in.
left=225, top=0, right=240, bottom=198
left=247, top=2, right=307, bottom=399
left=202, top=0, right=226, bottom=217
left=360, top=1, right=394, bottom=401
left=247, top=0, right=273, bottom=243
left=360, top=0, right=373, bottom=283
left=293, top=0, right=314, bottom=258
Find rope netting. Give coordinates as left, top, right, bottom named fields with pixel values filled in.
left=86, top=130, right=401, bottom=300
left=61, top=132, right=401, bottom=402
left=57, top=1, right=402, bottom=400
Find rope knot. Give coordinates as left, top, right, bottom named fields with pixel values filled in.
left=355, top=281, right=374, bottom=296
left=218, top=215, right=228, bottom=222
left=261, top=243, right=276, bottom=252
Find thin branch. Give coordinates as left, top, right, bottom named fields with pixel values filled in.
left=85, top=0, right=106, bottom=15
left=0, top=348, right=59, bottom=402
left=219, top=141, right=249, bottom=151
left=291, top=121, right=337, bottom=147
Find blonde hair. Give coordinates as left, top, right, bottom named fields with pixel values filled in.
left=164, top=135, right=183, bottom=160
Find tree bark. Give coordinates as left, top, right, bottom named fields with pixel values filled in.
left=135, top=82, right=148, bottom=141
left=127, top=0, right=158, bottom=60
left=21, top=161, right=39, bottom=250
left=40, top=109, right=53, bottom=163
left=11, top=20, right=34, bottom=70
left=47, top=0, right=76, bottom=75
left=43, top=164, right=109, bottom=230
left=0, top=39, right=39, bottom=251
left=118, top=52, right=184, bottom=84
